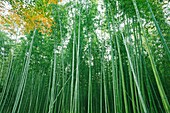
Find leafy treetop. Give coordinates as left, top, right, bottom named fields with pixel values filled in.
left=0, top=0, right=62, bottom=35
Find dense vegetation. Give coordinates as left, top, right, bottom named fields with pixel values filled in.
left=0, top=0, right=170, bottom=113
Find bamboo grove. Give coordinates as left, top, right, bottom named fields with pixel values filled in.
left=0, top=0, right=170, bottom=113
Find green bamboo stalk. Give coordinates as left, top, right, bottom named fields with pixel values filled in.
left=70, top=6, right=76, bottom=113
left=74, top=5, right=81, bottom=113
left=113, top=38, right=121, bottom=113
left=0, top=54, right=14, bottom=112
left=34, top=75, right=41, bottom=113
left=128, top=17, right=146, bottom=113
left=106, top=2, right=128, bottom=112
left=87, top=40, right=92, bottom=113
left=44, top=60, right=53, bottom=113
left=128, top=64, right=136, bottom=113
left=100, top=56, right=103, bottom=113
left=58, top=11, right=65, bottom=113
left=28, top=72, right=36, bottom=113
left=121, top=32, right=147, bottom=113
left=106, top=5, right=117, bottom=113
left=86, top=2, right=93, bottom=112
left=145, top=0, right=170, bottom=60
left=115, top=34, right=129, bottom=113
left=142, top=54, right=159, bottom=113
left=105, top=2, right=129, bottom=112
left=132, top=0, right=170, bottom=112
left=101, top=41, right=109, bottom=113
left=12, top=29, right=36, bottom=113
left=48, top=37, right=57, bottom=113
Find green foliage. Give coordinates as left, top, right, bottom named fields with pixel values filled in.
left=0, top=0, right=170, bottom=113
